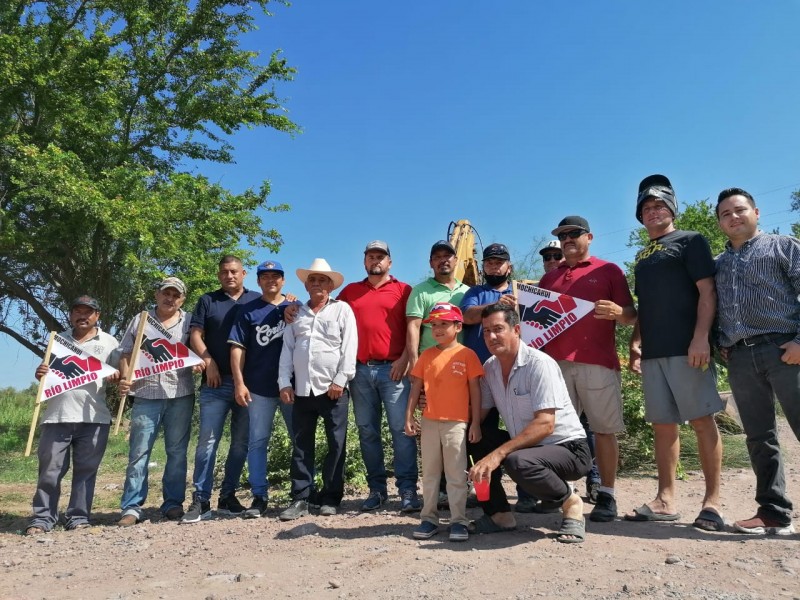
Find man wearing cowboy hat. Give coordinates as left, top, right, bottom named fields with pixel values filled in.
left=278, top=259, right=358, bottom=520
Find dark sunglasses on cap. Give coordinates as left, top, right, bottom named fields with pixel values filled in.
left=556, top=229, right=587, bottom=241
left=543, top=253, right=563, bottom=261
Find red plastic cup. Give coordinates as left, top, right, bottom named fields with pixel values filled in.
left=473, top=477, right=490, bottom=502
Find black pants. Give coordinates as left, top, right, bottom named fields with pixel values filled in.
left=468, top=420, right=592, bottom=516
left=290, top=390, right=350, bottom=506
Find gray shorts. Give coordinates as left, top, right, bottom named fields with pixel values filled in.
left=641, top=356, right=723, bottom=424
left=557, top=361, right=624, bottom=434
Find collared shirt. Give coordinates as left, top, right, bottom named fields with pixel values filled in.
left=406, top=277, right=470, bottom=352
left=121, top=309, right=195, bottom=399
left=338, top=276, right=411, bottom=363
left=278, top=298, right=357, bottom=396
left=191, top=288, right=261, bottom=378
left=715, top=232, right=800, bottom=347
left=538, top=256, right=633, bottom=370
left=481, top=343, right=585, bottom=445
left=42, top=328, right=120, bottom=425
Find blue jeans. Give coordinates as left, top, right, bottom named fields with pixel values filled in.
left=350, top=362, right=417, bottom=495
left=120, top=395, right=194, bottom=517
left=248, top=393, right=293, bottom=497
left=728, top=335, right=800, bottom=524
left=190, top=377, right=249, bottom=501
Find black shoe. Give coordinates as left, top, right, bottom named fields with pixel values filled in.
left=280, top=500, right=309, bottom=521
left=217, top=493, right=246, bottom=516
left=361, top=490, right=387, bottom=511
left=589, top=491, right=618, bottom=522
left=181, top=495, right=212, bottom=524
left=586, top=480, right=600, bottom=504
left=244, top=496, right=269, bottom=519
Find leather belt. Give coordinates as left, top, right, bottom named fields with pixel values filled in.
left=360, top=359, right=393, bottom=366
left=734, top=333, right=794, bottom=347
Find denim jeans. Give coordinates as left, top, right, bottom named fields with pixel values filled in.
left=248, top=393, right=293, bottom=497
left=350, top=362, right=418, bottom=495
left=190, top=377, right=249, bottom=500
left=728, top=336, right=800, bottom=524
left=120, top=394, right=194, bottom=517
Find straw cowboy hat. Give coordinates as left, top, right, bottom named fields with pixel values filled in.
left=296, top=258, right=345, bottom=290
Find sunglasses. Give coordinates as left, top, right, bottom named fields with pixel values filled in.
left=543, top=253, right=563, bottom=261
left=557, top=229, right=587, bottom=241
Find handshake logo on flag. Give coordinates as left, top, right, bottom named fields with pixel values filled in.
left=519, top=294, right=578, bottom=330
left=48, top=354, right=103, bottom=379
left=140, top=337, right=191, bottom=363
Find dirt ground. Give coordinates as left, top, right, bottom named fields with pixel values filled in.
left=2, top=424, right=799, bottom=600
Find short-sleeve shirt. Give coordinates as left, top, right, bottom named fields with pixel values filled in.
left=481, top=343, right=585, bottom=444
left=410, top=343, right=483, bottom=422
left=120, top=309, right=195, bottom=399
left=460, top=284, right=514, bottom=363
left=42, top=328, right=120, bottom=425
left=191, top=288, right=261, bottom=378
left=406, top=278, right=469, bottom=352
left=338, top=276, right=411, bottom=363
left=633, top=230, right=715, bottom=360
left=228, top=297, right=290, bottom=397
left=538, top=257, right=633, bottom=370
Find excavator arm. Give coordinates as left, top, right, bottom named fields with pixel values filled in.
left=448, top=219, right=480, bottom=287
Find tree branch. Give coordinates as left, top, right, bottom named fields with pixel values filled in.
left=0, top=323, right=45, bottom=358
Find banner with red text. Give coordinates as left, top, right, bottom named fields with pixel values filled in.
left=41, top=334, right=118, bottom=402
left=130, top=313, right=203, bottom=380
left=516, top=282, right=595, bottom=350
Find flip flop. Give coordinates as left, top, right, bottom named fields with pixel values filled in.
left=556, top=517, right=586, bottom=544
left=467, top=514, right=516, bottom=534
left=693, top=508, right=725, bottom=532
left=25, top=526, right=45, bottom=536
left=624, top=504, right=680, bottom=522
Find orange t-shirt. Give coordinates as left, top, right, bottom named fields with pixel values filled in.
left=410, top=343, right=484, bottom=422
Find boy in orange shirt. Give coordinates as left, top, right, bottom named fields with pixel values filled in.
left=405, top=303, right=483, bottom=541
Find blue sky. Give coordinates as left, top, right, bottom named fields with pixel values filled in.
left=3, top=1, right=800, bottom=390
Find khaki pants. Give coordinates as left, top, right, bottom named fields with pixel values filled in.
left=420, top=417, right=468, bottom=525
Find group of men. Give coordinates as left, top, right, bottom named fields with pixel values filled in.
left=27, top=173, right=800, bottom=542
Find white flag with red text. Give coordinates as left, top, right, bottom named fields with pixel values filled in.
left=516, top=282, right=595, bottom=350
left=41, top=333, right=118, bottom=402
left=130, top=313, right=203, bottom=381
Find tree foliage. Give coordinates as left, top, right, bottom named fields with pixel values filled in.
left=791, top=189, right=800, bottom=238
left=0, top=0, right=298, bottom=355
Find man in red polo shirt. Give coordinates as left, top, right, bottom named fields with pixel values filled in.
left=538, top=216, right=637, bottom=523
left=338, top=241, right=421, bottom=513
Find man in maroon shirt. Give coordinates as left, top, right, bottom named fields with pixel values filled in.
left=538, top=216, right=637, bottom=523
left=338, top=241, right=421, bottom=512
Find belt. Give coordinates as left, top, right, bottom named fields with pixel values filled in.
left=360, top=359, right=393, bottom=366
left=734, top=333, right=794, bottom=348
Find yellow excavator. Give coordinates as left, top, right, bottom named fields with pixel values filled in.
left=447, top=219, right=480, bottom=286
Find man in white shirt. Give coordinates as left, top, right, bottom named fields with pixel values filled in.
left=278, top=259, right=357, bottom=520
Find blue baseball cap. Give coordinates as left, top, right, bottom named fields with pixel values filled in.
left=257, top=260, right=284, bottom=275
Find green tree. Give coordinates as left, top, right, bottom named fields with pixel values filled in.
left=791, top=189, right=800, bottom=238
left=0, top=0, right=298, bottom=354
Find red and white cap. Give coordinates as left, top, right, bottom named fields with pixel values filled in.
left=423, top=302, right=464, bottom=323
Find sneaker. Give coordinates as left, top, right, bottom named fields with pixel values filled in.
left=449, top=523, right=469, bottom=542
left=733, top=514, right=796, bottom=535
left=217, top=493, right=246, bottom=516
left=589, top=491, right=618, bottom=522
left=244, top=496, right=269, bottom=519
left=181, top=496, right=212, bottom=524
left=400, top=489, right=422, bottom=513
left=361, top=490, right=387, bottom=512
left=118, top=514, right=138, bottom=527
left=586, top=481, right=600, bottom=504
left=515, top=497, right=539, bottom=513
left=279, top=500, right=309, bottom=521
left=319, top=504, right=337, bottom=516
left=165, top=506, right=184, bottom=521
left=436, top=491, right=449, bottom=509
left=413, top=521, right=440, bottom=540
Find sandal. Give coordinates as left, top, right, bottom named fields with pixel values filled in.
left=556, top=517, right=586, bottom=544
left=25, top=526, right=46, bottom=536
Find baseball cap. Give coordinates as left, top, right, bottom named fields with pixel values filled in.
left=551, top=216, right=590, bottom=236
left=257, top=260, right=284, bottom=275
left=157, top=276, right=187, bottom=296
left=538, top=240, right=561, bottom=256
left=422, top=302, right=464, bottom=323
left=70, top=295, right=100, bottom=311
left=364, top=240, right=391, bottom=256
left=483, top=243, right=510, bottom=261
left=430, top=240, right=456, bottom=257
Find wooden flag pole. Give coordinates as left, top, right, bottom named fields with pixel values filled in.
left=25, top=332, right=56, bottom=457
left=114, top=311, right=148, bottom=435
left=512, top=280, right=520, bottom=317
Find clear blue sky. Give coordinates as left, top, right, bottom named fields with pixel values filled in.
left=3, top=1, right=800, bottom=390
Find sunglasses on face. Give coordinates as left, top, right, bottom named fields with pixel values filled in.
left=543, top=253, right=563, bottom=261
left=557, top=229, right=587, bottom=241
